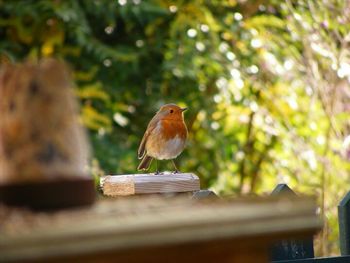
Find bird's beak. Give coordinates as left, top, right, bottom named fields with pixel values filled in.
left=181, top=107, right=187, bottom=112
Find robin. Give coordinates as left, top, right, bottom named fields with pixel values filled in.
left=137, top=104, right=188, bottom=174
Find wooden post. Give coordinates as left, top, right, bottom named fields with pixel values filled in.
left=270, top=184, right=315, bottom=261
left=338, top=191, right=350, bottom=255
left=100, top=173, right=200, bottom=196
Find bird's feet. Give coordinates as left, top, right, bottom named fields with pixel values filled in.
left=172, top=170, right=180, bottom=174
left=154, top=171, right=164, bottom=175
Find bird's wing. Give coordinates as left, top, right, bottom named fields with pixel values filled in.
left=137, top=133, right=148, bottom=159
left=137, top=117, right=158, bottom=159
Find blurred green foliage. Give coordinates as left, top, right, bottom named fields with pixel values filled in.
left=0, top=0, right=349, bottom=256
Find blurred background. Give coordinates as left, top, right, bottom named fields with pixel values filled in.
left=0, top=0, right=349, bottom=256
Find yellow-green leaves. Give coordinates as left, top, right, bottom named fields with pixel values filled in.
left=81, top=105, right=112, bottom=132
left=77, top=82, right=110, bottom=102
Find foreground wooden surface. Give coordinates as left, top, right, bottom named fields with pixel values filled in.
left=0, top=196, right=321, bottom=263
left=100, top=173, right=200, bottom=196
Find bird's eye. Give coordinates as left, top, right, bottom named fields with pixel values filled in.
left=170, top=109, right=174, bottom=113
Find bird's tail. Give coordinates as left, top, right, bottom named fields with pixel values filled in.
left=137, top=155, right=153, bottom=171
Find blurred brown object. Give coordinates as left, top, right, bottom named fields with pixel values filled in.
left=0, top=195, right=321, bottom=263
left=0, top=59, right=95, bottom=209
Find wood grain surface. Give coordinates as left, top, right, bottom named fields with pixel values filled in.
left=0, top=195, right=321, bottom=262
left=101, top=173, right=200, bottom=196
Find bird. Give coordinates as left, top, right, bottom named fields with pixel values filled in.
left=137, top=104, right=188, bottom=174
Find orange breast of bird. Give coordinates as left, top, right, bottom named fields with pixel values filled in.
left=160, top=119, right=187, bottom=140
left=145, top=119, right=187, bottom=160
